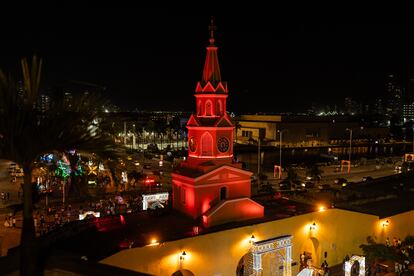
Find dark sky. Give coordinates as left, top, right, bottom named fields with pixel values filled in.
left=1, top=11, right=414, bottom=113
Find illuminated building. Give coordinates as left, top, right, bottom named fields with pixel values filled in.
left=171, top=19, right=264, bottom=225
left=403, top=102, right=414, bottom=121
left=386, top=74, right=404, bottom=118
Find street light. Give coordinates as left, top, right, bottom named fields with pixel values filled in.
left=346, top=128, right=353, bottom=173
left=277, top=129, right=286, bottom=179
left=412, top=127, right=414, bottom=153
left=257, top=136, right=261, bottom=187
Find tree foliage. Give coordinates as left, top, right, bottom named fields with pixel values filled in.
left=360, top=236, right=400, bottom=263
left=0, top=56, right=125, bottom=275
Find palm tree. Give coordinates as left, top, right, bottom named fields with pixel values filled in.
left=0, top=57, right=124, bottom=275
left=234, top=121, right=242, bottom=144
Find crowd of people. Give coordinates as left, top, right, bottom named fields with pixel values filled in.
left=3, top=214, right=16, bottom=228
left=299, top=252, right=329, bottom=275
left=31, top=193, right=145, bottom=236
left=341, top=236, right=414, bottom=276
left=1, top=192, right=148, bottom=236
left=385, top=236, right=413, bottom=275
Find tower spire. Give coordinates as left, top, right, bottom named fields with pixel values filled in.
left=202, top=16, right=221, bottom=85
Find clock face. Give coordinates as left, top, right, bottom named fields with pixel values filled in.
left=217, top=137, right=230, bottom=153
left=189, top=137, right=196, bottom=152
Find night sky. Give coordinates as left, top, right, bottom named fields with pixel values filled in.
left=1, top=11, right=414, bottom=114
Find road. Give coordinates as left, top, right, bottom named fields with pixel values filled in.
left=259, top=161, right=398, bottom=191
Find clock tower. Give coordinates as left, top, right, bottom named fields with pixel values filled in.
left=186, top=19, right=234, bottom=166
left=172, top=18, right=264, bottom=226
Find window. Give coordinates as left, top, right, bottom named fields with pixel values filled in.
left=197, top=100, right=202, bottom=116
left=201, top=132, right=213, bottom=156
left=205, top=100, right=212, bottom=116
left=217, top=100, right=223, bottom=115
left=242, top=130, right=253, bottom=138
left=181, top=187, right=186, bottom=205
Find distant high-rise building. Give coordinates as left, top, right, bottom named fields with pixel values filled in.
left=17, top=80, right=24, bottom=99
left=307, top=102, right=316, bottom=115
left=38, top=94, right=51, bottom=113
left=344, top=97, right=359, bottom=115
left=386, top=74, right=404, bottom=117
left=373, top=98, right=384, bottom=115
left=63, top=91, right=73, bottom=109
left=363, top=104, right=370, bottom=115
left=403, top=103, right=414, bottom=121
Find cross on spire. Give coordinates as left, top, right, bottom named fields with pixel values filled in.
left=208, top=16, right=216, bottom=45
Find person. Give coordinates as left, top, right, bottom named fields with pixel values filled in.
left=366, top=263, right=371, bottom=276
left=40, top=215, right=45, bottom=228
left=393, top=237, right=398, bottom=247
left=300, top=252, right=306, bottom=270
left=375, top=263, right=381, bottom=276
left=4, top=217, right=10, bottom=228
left=385, top=237, right=391, bottom=247
left=322, top=260, right=329, bottom=276
left=12, top=216, right=16, bottom=228
left=343, top=255, right=350, bottom=271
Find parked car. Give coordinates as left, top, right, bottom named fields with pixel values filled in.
left=301, top=181, right=315, bottom=189
left=279, top=180, right=291, bottom=190
left=341, top=181, right=357, bottom=189
left=318, top=184, right=331, bottom=190
left=279, top=180, right=301, bottom=191
left=334, top=178, right=347, bottom=186
left=362, top=176, right=374, bottom=182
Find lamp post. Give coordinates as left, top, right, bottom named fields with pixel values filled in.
left=257, top=137, right=261, bottom=189
left=346, top=128, right=352, bottom=173
left=277, top=129, right=286, bottom=179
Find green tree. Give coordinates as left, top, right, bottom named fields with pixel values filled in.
left=360, top=236, right=400, bottom=264
left=0, top=57, right=123, bottom=275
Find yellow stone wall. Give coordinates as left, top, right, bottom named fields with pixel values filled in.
left=374, top=210, right=414, bottom=244
left=101, top=209, right=414, bottom=276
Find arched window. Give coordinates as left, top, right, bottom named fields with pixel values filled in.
left=201, top=132, right=213, bottom=156
left=220, top=186, right=227, bottom=200
left=197, top=100, right=202, bottom=116
left=205, top=100, right=212, bottom=116
left=217, top=100, right=223, bottom=116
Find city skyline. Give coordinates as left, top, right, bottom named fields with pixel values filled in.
left=1, top=12, right=414, bottom=113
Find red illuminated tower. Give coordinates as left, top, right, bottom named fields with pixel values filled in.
left=172, top=18, right=263, bottom=227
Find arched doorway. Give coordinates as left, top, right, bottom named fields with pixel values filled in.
left=201, top=132, right=213, bottom=156
left=236, top=253, right=252, bottom=276
left=171, top=269, right=194, bottom=276
left=300, top=237, right=320, bottom=269
left=344, top=255, right=365, bottom=276
left=236, top=235, right=292, bottom=276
